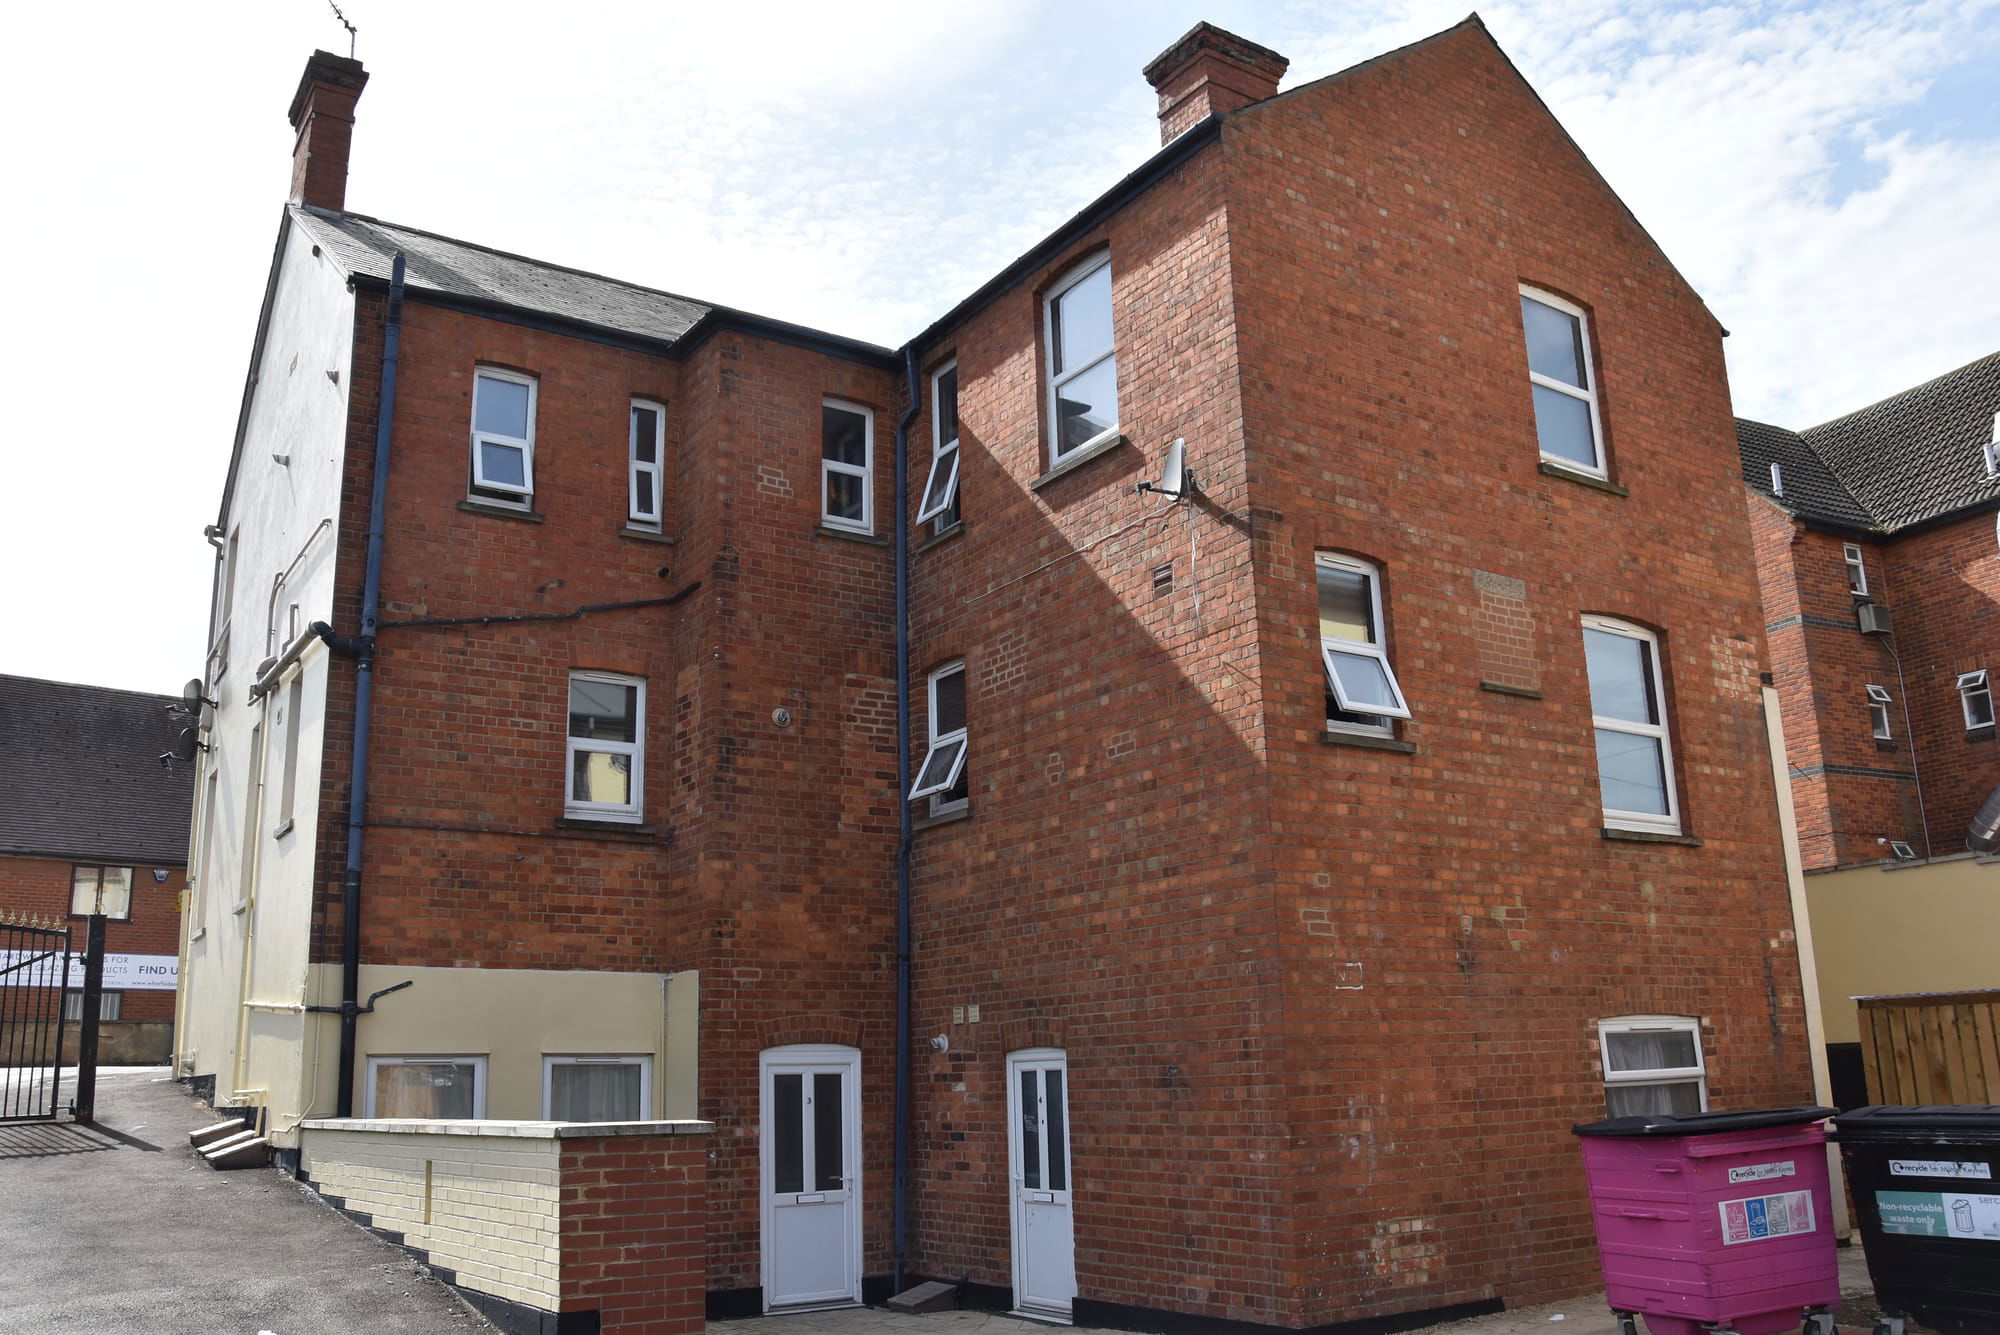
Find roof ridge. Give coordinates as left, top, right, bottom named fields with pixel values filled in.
left=0, top=674, right=181, bottom=704
left=1802, top=349, right=2000, bottom=435
left=296, top=205, right=719, bottom=312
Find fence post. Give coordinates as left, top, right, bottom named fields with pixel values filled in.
left=73, top=913, right=106, bottom=1123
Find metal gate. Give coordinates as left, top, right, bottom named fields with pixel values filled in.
left=1, top=912, right=73, bottom=1122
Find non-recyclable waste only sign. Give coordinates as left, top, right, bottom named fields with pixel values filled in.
left=1876, top=1191, right=2000, bottom=1240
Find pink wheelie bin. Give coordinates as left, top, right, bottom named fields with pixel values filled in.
left=1573, top=1106, right=1841, bottom=1335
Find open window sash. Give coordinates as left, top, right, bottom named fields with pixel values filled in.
left=909, top=732, right=967, bottom=799
left=916, top=447, right=960, bottom=525
left=1320, top=640, right=1411, bottom=719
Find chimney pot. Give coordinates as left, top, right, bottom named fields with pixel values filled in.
left=288, top=50, right=369, bottom=212
left=1142, top=22, right=1288, bottom=146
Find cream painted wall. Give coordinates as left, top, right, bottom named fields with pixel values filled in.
left=1807, top=854, right=2000, bottom=1045
left=280, top=964, right=700, bottom=1145
left=178, top=211, right=353, bottom=1102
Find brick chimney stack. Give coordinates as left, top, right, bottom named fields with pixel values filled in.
left=1143, top=23, right=1288, bottom=145
left=288, top=50, right=369, bottom=212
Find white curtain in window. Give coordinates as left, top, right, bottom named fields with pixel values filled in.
left=550, top=1063, right=642, bottom=1122
left=1607, top=1080, right=1702, bottom=1117
left=374, top=1062, right=477, bottom=1118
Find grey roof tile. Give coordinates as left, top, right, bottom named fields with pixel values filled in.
left=1737, top=352, right=2000, bottom=534
left=0, top=676, right=196, bottom=866
left=293, top=207, right=711, bottom=346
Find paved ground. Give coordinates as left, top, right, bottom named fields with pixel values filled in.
left=1, top=1069, right=1905, bottom=1335
left=0, top=1067, right=487, bottom=1335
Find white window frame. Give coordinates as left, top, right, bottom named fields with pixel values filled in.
left=64, top=991, right=122, bottom=1022
left=565, top=671, right=645, bottom=822
left=1044, top=254, right=1119, bottom=466
left=470, top=367, right=538, bottom=503
left=1520, top=285, right=1606, bottom=478
left=1843, top=542, right=1869, bottom=596
left=276, top=669, right=304, bottom=834
left=820, top=398, right=874, bottom=535
left=916, top=361, right=961, bottom=528
left=1582, top=615, right=1681, bottom=835
left=1984, top=413, right=1999, bottom=477
left=910, top=661, right=968, bottom=804
left=541, top=1054, right=654, bottom=1122
left=629, top=398, right=666, bottom=527
left=1960, top=669, right=1994, bottom=730
left=210, top=528, right=239, bottom=679
left=1866, top=683, right=1893, bottom=740
left=363, top=1055, right=489, bottom=1119
left=1768, top=463, right=1784, bottom=496
left=1598, top=1016, right=1707, bottom=1117
left=69, top=865, right=133, bottom=920
left=1317, top=553, right=1411, bottom=735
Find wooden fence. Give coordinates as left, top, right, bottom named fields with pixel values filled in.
left=1858, top=990, right=2000, bottom=1104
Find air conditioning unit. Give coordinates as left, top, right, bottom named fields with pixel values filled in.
left=1857, top=602, right=1893, bottom=635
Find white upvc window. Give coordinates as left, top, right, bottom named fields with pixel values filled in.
left=64, top=991, right=122, bottom=1022
left=916, top=361, right=961, bottom=530
left=1316, top=553, right=1410, bottom=734
left=1598, top=1016, right=1707, bottom=1117
left=365, top=1055, right=488, bottom=1119
left=1520, top=286, right=1606, bottom=477
left=1866, top=684, right=1894, bottom=740
left=210, top=528, right=239, bottom=679
left=910, top=661, right=968, bottom=806
left=630, top=398, right=666, bottom=527
left=1843, top=542, right=1869, bottom=596
left=1984, top=413, right=1999, bottom=477
left=470, top=367, right=537, bottom=504
left=566, top=671, right=644, bottom=822
left=1044, top=254, right=1119, bottom=464
left=1961, top=669, right=1995, bottom=730
left=1582, top=616, right=1680, bottom=834
left=543, top=1055, right=653, bottom=1122
left=276, top=671, right=304, bottom=834
left=821, top=399, right=874, bottom=534
left=69, top=865, right=133, bottom=920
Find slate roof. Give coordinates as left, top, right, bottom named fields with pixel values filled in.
left=0, top=676, right=196, bottom=865
left=1738, top=353, right=2000, bottom=534
left=292, top=206, right=712, bottom=346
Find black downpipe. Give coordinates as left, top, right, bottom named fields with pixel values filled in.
left=892, top=344, right=920, bottom=1292
left=335, top=252, right=405, bottom=1118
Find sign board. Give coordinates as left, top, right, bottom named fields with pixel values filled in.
left=0, top=950, right=178, bottom=991
left=1890, top=1160, right=1993, bottom=1181
left=1719, top=1190, right=1816, bottom=1245
left=1877, top=1191, right=2000, bottom=1241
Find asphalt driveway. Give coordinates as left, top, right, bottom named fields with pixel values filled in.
left=0, top=1067, right=488, bottom=1335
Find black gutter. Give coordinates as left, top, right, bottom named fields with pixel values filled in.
left=333, top=251, right=406, bottom=1119
left=891, top=344, right=920, bottom=1293
left=904, top=114, right=1222, bottom=359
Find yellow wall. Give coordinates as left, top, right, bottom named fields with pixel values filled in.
left=1807, top=855, right=2000, bottom=1045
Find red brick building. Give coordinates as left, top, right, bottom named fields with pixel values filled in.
left=1736, top=355, right=1999, bottom=1104
left=0, top=675, right=192, bottom=1029
left=180, top=21, right=1818, bottom=1333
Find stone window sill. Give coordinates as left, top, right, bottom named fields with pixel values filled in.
left=459, top=499, right=544, bottom=523
left=556, top=816, right=659, bottom=838
left=1320, top=730, right=1417, bottom=754
left=1031, top=432, right=1127, bottom=490
left=916, top=522, right=966, bottom=555
left=912, top=804, right=971, bottom=832
left=272, top=817, right=296, bottom=839
left=618, top=525, right=678, bottom=545
left=816, top=525, right=890, bottom=547
left=1600, top=827, right=1702, bottom=847
left=1479, top=681, right=1543, bottom=699
left=1538, top=460, right=1629, bottom=497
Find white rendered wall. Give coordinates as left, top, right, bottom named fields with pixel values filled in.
left=178, top=212, right=355, bottom=1113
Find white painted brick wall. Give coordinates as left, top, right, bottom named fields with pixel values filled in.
left=301, top=1128, right=562, bottom=1310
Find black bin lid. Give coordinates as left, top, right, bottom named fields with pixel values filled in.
left=1831, top=1105, right=2000, bottom=1144
left=1574, top=1106, right=1836, bottom=1138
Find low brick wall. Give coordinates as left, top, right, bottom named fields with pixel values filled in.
left=0, top=1019, right=174, bottom=1066
left=300, top=1117, right=711, bottom=1334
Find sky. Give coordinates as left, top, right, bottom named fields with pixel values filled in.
left=3, top=0, right=1996, bottom=694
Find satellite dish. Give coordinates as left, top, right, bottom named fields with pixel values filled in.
left=1136, top=438, right=1194, bottom=503
left=182, top=678, right=205, bottom=708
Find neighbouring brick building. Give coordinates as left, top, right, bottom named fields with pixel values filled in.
left=1, top=675, right=193, bottom=1040
left=179, top=19, right=1820, bottom=1333
left=1736, top=354, right=2000, bottom=1104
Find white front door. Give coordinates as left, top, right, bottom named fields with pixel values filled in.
left=761, top=1045, right=862, bottom=1311
left=1007, top=1048, right=1076, bottom=1321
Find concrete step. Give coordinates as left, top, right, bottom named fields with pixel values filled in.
left=189, top=1118, right=250, bottom=1149
left=886, top=1281, right=957, bottom=1314
left=202, top=1133, right=271, bottom=1169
